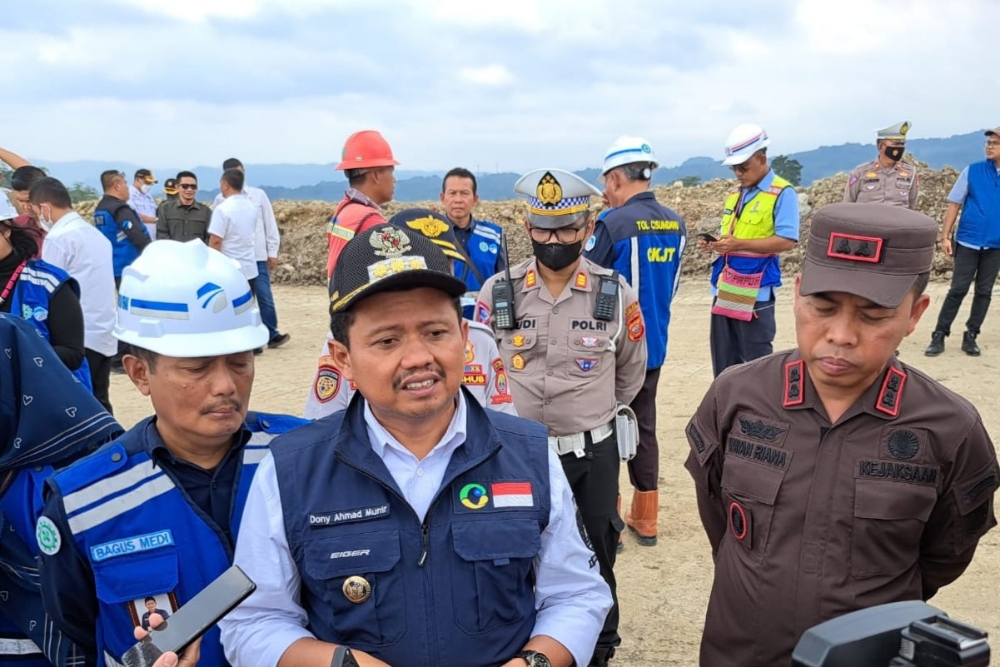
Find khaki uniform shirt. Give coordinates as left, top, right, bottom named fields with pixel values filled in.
left=843, top=159, right=919, bottom=209
left=476, top=257, right=647, bottom=437
left=156, top=199, right=213, bottom=242
left=684, top=350, right=998, bottom=667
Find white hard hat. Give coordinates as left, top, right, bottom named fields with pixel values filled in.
left=114, top=240, right=269, bottom=357
left=601, top=136, right=659, bottom=176
left=722, top=123, right=771, bottom=166
left=0, top=192, right=18, bottom=220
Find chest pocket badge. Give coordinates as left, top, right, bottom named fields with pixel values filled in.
left=502, top=333, right=536, bottom=371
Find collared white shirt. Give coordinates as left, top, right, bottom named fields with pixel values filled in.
left=41, top=211, right=118, bottom=356
left=219, top=393, right=612, bottom=667
left=208, top=194, right=259, bottom=280
left=213, top=185, right=279, bottom=261
left=128, top=184, right=158, bottom=239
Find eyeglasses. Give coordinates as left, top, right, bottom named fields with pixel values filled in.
left=528, top=223, right=587, bottom=244
left=986, top=141, right=1000, bottom=148
left=179, top=184, right=197, bottom=190
left=730, top=161, right=753, bottom=174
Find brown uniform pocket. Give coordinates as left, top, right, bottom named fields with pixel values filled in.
left=720, top=456, right=787, bottom=564
left=851, top=479, right=936, bottom=578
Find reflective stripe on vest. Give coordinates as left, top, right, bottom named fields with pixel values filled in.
left=720, top=175, right=791, bottom=242
left=52, top=413, right=305, bottom=667
left=0, top=637, right=42, bottom=655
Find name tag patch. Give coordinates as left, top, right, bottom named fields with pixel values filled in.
left=857, top=460, right=938, bottom=486
left=309, top=504, right=390, bottom=527
left=90, top=530, right=174, bottom=562
left=726, top=436, right=788, bottom=469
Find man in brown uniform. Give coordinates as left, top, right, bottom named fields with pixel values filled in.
left=843, top=121, right=919, bottom=209
left=476, top=168, right=647, bottom=666
left=685, top=202, right=998, bottom=667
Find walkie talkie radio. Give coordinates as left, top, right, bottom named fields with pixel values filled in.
left=594, top=271, right=620, bottom=322
left=492, top=230, right=516, bottom=330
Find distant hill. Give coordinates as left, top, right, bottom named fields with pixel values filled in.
left=31, top=130, right=989, bottom=203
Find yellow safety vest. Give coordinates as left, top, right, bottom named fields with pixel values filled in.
left=720, top=174, right=792, bottom=241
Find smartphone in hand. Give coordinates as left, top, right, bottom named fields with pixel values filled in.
left=698, top=232, right=719, bottom=243
left=121, top=566, right=256, bottom=667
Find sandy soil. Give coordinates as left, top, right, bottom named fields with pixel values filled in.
left=111, top=281, right=1000, bottom=666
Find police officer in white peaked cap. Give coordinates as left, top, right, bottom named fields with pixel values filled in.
left=478, top=167, right=647, bottom=665
left=844, top=121, right=919, bottom=209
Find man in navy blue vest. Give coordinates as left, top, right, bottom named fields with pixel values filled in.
left=586, top=137, right=687, bottom=549
left=38, top=239, right=308, bottom=667
left=925, top=126, right=1000, bottom=357
left=440, top=168, right=507, bottom=318
left=220, top=225, right=612, bottom=667
left=95, top=170, right=152, bottom=286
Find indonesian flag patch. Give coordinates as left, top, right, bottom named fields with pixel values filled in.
left=491, top=482, right=533, bottom=508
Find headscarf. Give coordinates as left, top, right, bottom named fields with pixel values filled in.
left=0, top=314, right=122, bottom=472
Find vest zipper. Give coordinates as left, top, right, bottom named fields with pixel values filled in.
left=418, top=523, right=430, bottom=567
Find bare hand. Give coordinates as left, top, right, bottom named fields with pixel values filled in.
left=138, top=614, right=202, bottom=667
left=697, top=237, right=710, bottom=251
left=942, top=238, right=953, bottom=258
left=353, top=649, right=393, bottom=667
left=151, top=639, right=201, bottom=667
left=709, top=234, right=741, bottom=254
left=268, top=257, right=278, bottom=271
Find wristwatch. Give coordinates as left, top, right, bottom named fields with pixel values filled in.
left=331, top=646, right=359, bottom=667
left=516, top=650, right=552, bottom=667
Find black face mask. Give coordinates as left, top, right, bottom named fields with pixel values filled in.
left=532, top=240, right=583, bottom=271
left=883, top=145, right=905, bottom=162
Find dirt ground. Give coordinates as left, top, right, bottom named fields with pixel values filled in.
left=111, top=281, right=1000, bottom=666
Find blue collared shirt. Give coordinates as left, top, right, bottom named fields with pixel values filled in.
left=948, top=164, right=1000, bottom=250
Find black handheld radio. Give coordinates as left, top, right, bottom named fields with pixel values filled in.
left=492, top=230, right=517, bottom=330
left=594, top=271, right=620, bottom=322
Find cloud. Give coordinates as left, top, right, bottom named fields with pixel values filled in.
left=0, top=0, right=994, bottom=175
left=458, top=65, right=516, bottom=87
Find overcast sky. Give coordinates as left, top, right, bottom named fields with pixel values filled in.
left=2, top=0, right=995, bottom=172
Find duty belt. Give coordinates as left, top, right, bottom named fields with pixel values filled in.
left=548, top=422, right=614, bottom=458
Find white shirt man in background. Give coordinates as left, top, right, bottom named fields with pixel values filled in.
left=213, top=157, right=290, bottom=349
left=128, top=168, right=159, bottom=239
left=31, top=177, right=117, bottom=414
left=209, top=170, right=264, bottom=349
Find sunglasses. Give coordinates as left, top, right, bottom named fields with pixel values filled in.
left=179, top=184, right=197, bottom=190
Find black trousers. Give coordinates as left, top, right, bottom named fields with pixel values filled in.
left=709, top=296, right=777, bottom=378
left=933, top=244, right=1000, bottom=336
left=85, top=348, right=113, bottom=414
left=627, top=367, right=661, bottom=492
left=560, top=434, right=622, bottom=658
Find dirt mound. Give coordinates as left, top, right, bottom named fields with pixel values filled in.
left=77, top=161, right=960, bottom=286
left=269, top=161, right=959, bottom=286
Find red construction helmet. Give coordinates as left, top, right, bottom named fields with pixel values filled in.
left=335, top=130, right=400, bottom=170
